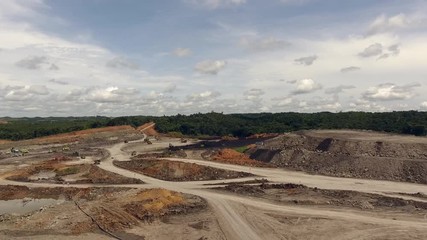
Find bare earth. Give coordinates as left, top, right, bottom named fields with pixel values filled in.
left=0, top=128, right=427, bottom=239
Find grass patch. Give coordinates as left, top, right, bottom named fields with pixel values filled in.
left=55, top=167, right=79, bottom=176
left=233, top=146, right=249, bottom=153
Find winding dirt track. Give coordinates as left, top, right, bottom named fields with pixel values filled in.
left=2, top=131, right=427, bottom=239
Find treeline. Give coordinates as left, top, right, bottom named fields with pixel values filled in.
left=1, top=111, right=426, bottom=141
left=0, top=116, right=110, bottom=140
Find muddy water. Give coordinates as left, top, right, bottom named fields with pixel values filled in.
left=0, top=198, right=64, bottom=215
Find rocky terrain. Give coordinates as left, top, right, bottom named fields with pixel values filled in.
left=250, top=130, right=427, bottom=183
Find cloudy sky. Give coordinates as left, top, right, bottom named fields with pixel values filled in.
left=0, top=0, right=426, bottom=117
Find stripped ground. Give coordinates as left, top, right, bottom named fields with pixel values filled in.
left=2, top=129, right=427, bottom=239
left=3, top=158, right=143, bottom=185
left=113, top=158, right=253, bottom=181
left=0, top=186, right=207, bottom=238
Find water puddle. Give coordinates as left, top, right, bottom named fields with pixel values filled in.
left=0, top=198, right=65, bottom=215
left=28, top=170, right=56, bottom=180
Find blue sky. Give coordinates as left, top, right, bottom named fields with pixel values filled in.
left=0, top=0, right=426, bottom=116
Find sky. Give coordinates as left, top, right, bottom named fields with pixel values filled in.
left=0, top=0, right=426, bottom=117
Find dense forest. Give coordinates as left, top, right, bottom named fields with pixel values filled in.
left=1, top=111, right=426, bottom=141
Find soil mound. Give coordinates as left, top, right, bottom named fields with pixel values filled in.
left=113, top=158, right=253, bottom=181
left=251, top=130, right=427, bottom=184
left=211, top=149, right=267, bottom=167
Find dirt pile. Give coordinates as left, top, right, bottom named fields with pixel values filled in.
left=79, top=189, right=206, bottom=233
left=210, top=149, right=268, bottom=167
left=251, top=130, right=427, bottom=184
left=215, top=183, right=427, bottom=212
left=114, top=158, right=253, bottom=181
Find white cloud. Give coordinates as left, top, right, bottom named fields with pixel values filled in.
left=243, top=88, right=265, bottom=100
left=194, top=60, right=227, bottom=75
left=421, top=101, right=427, bottom=109
left=0, top=0, right=46, bottom=20
left=173, top=48, right=192, bottom=57
left=367, top=13, right=413, bottom=35
left=294, top=55, right=318, bottom=66
left=240, top=37, right=290, bottom=52
left=290, top=79, right=322, bottom=95
left=362, top=83, right=421, bottom=101
left=349, top=99, right=388, bottom=112
left=187, top=90, right=221, bottom=101
left=272, top=97, right=293, bottom=107
left=1, top=85, right=49, bottom=102
left=84, top=87, right=140, bottom=103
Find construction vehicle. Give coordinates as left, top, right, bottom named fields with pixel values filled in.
left=180, top=138, right=187, bottom=143
left=62, top=146, right=70, bottom=151
left=131, top=151, right=137, bottom=156
left=94, top=160, right=101, bottom=165
left=144, top=138, right=152, bottom=145
left=11, top=147, right=22, bottom=157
